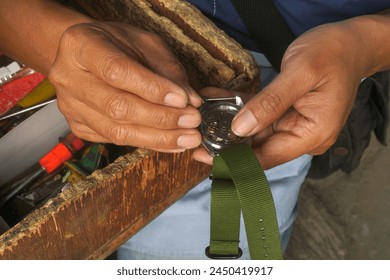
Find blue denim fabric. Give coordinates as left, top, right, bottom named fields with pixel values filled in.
left=117, top=154, right=312, bottom=260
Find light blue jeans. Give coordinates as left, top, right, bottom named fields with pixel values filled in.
left=117, top=53, right=313, bottom=259
left=118, top=155, right=312, bottom=259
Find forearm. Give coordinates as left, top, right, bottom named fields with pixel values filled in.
left=0, top=0, right=92, bottom=74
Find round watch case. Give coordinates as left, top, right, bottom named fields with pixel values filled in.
left=199, top=97, right=247, bottom=156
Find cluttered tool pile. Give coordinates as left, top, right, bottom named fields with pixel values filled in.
left=0, top=54, right=133, bottom=234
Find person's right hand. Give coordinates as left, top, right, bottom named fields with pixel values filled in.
left=49, top=22, right=203, bottom=152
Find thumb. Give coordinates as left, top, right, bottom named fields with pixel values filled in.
left=231, top=70, right=310, bottom=136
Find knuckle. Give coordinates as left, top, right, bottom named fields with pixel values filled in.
left=108, top=125, right=131, bottom=146
left=152, top=110, right=176, bottom=128
left=129, top=77, right=166, bottom=102
left=104, top=94, right=133, bottom=120
left=151, top=133, right=173, bottom=148
left=63, top=24, right=86, bottom=39
left=59, top=25, right=80, bottom=46
left=139, top=77, right=164, bottom=97
left=48, top=67, right=66, bottom=88
left=59, top=24, right=90, bottom=53
left=98, top=54, right=129, bottom=83
left=260, top=94, right=285, bottom=116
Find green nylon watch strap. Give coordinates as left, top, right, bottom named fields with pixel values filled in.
left=209, top=177, right=242, bottom=258
left=208, top=143, right=283, bottom=260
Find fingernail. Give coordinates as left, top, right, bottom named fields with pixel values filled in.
left=177, top=134, right=201, bottom=148
left=182, top=83, right=203, bottom=107
left=232, top=110, right=257, bottom=136
left=189, top=92, right=204, bottom=108
left=178, top=113, right=201, bottom=128
left=164, top=92, right=188, bottom=108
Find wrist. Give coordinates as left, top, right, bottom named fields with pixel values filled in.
left=30, top=1, right=95, bottom=73
left=345, top=10, right=390, bottom=77
left=0, top=0, right=94, bottom=74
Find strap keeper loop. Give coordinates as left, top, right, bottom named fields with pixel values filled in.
left=205, top=246, right=243, bottom=259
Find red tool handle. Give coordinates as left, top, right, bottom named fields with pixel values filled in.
left=39, top=133, right=85, bottom=173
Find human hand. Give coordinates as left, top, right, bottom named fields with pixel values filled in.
left=49, top=22, right=203, bottom=152
left=228, top=22, right=373, bottom=169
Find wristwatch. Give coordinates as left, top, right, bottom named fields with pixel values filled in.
left=199, top=96, right=247, bottom=156
left=198, top=96, right=283, bottom=260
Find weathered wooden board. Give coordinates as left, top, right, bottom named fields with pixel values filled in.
left=0, top=149, right=210, bottom=259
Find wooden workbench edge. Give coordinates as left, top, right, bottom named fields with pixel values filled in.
left=0, top=149, right=210, bottom=259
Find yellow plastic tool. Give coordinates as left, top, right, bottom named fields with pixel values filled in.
left=17, top=79, right=56, bottom=108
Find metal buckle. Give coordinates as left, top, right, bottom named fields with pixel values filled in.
left=205, top=246, right=243, bottom=259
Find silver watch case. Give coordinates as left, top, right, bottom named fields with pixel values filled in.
left=199, top=96, right=247, bottom=156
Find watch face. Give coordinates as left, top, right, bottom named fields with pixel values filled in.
left=199, top=97, right=247, bottom=156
